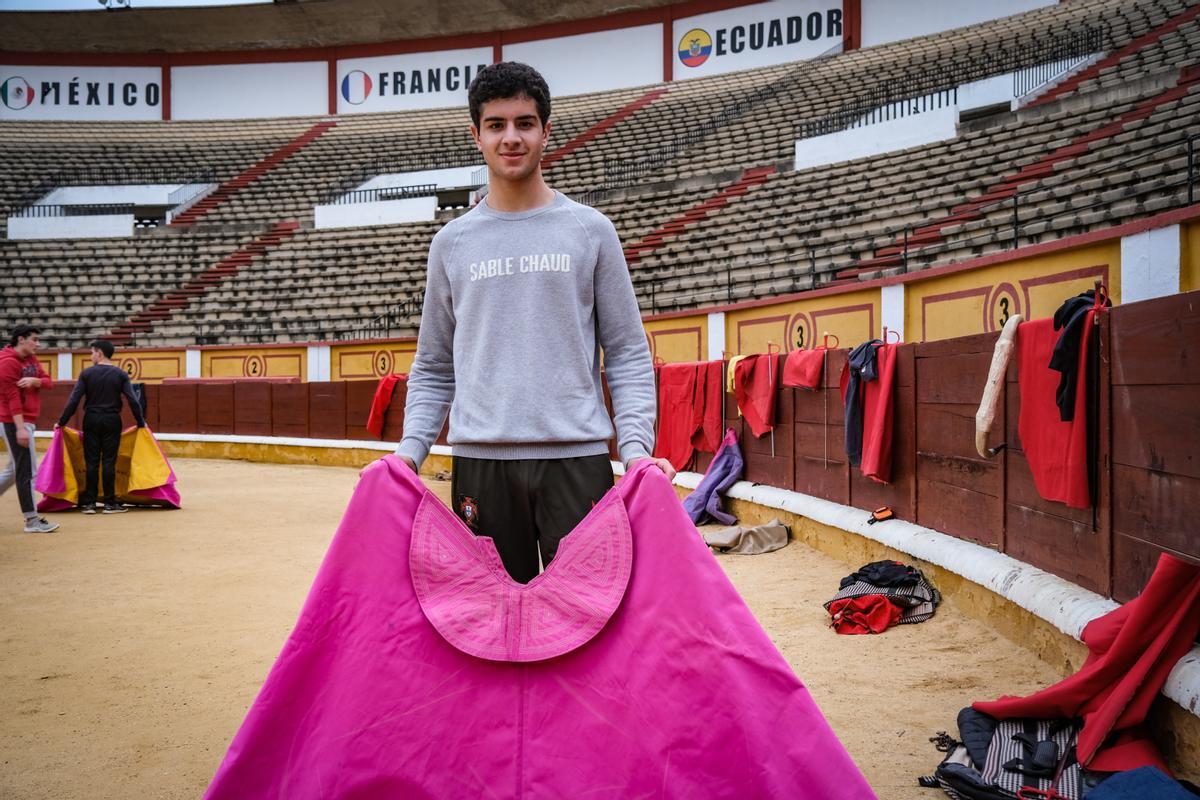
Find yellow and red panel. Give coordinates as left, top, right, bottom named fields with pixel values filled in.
left=726, top=288, right=879, bottom=354
left=330, top=342, right=418, bottom=380
left=72, top=349, right=186, bottom=384
left=643, top=315, right=707, bottom=364
left=1182, top=220, right=1200, bottom=294
left=203, top=347, right=306, bottom=380
left=905, top=239, right=1118, bottom=342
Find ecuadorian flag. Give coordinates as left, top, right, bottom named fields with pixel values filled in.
left=678, top=29, right=713, bottom=68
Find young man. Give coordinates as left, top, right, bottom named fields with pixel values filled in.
left=56, top=339, right=146, bottom=515
left=397, top=62, right=674, bottom=584
left=0, top=325, right=58, bottom=533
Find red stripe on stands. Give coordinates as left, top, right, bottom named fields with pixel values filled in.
left=1027, top=2, right=1200, bottom=108
left=623, top=165, right=776, bottom=264
left=169, top=119, right=337, bottom=227
left=107, top=221, right=302, bottom=345
left=541, top=87, right=670, bottom=170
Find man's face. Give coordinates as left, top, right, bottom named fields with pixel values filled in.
left=90, top=348, right=102, bottom=365
left=471, top=95, right=551, bottom=184
left=16, top=333, right=39, bottom=357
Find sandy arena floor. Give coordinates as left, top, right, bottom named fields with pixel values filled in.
left=0, top=457, right=1066, bottom=799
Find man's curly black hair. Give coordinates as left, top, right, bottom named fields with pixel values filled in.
left=468, top=62, right=552, bottom=129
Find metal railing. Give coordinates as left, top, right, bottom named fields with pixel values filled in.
left=324, top=184, right=439, bottom=205
left=319, top=149, right=480, bottom=205
left=11, top=167, right=216, bottom=216
left=1013, top=28, right=1103, bottom=97
left=1189, top=132, right=1199, bottom=206
left=14, top=203, right=135, bottom=218
left=347, top=294, right=424, bottom=340
left=166, top=181, right=217, bottom=220
left=799, top=86, right=958, bottom=140
left=794, top=26, right=1104, bottom=141
left=47, top=166, right=215, bottom=187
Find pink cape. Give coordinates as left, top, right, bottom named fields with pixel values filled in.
left=205, top=457, right=876, bottom=799
left=35, top=426, right=181, bottom=511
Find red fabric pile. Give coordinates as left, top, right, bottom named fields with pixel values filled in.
left=974, top=553, right=1200, bottom=773
left=828, top=595, right=903, bottom=635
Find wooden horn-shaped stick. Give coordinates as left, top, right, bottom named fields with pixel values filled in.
left=975, top=314, right=1023, bottom=459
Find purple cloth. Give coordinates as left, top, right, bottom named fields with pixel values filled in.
left=683, top=427, right=744, bottom=526
left=205, top=456, right=875, bottom=799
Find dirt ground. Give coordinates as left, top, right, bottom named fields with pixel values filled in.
left=0, top=457, right=1066, bottom=799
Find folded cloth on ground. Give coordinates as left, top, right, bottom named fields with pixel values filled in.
left=702, top=517, right=788, bottom=555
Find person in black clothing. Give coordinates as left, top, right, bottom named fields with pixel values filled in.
left=56, top=340, right=146, bottom=515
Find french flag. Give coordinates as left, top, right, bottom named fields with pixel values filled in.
left=341, top=70, right=373, bottom=105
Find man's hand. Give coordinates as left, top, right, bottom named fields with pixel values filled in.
left=16, top=377, right=41, bottom=389
left=398, top=455, right=417, bottom=473
left=630, top=456, right=676, bottom=481
left=15, top=427, right=30, bottom=447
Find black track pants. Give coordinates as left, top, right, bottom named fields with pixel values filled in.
left=450, top=454, right=614, bottom=584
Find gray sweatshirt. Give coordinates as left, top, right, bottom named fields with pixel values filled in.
left=396, top=191, right=656, bottom=469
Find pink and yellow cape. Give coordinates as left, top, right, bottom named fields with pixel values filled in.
left=35, top=426, right=181, bottom=511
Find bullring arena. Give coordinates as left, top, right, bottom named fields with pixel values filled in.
left=1, top=0, right=1199, bottom=798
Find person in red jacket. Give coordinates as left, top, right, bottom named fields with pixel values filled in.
left=0, top=325, right=58, bottom=533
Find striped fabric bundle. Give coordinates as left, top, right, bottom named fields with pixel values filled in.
left=824, top=571, right=941, bottom=625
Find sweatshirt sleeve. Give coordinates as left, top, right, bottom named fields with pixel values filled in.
left=396, top=229, right=456, bottom=470
left=592, top=216, right=656, bottom=465
left=57, top=375, right=86, bottom=427
left=36, top=360, right=53, bottom=391
left=0, top=358, right=21, bottom=420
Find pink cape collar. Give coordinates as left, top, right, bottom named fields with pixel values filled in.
left=410, top=471, right=633, bottom=662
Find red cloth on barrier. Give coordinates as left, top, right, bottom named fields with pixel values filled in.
left=1017, top=314, right=1092, bottom=508
left=366, top=374, right=404, bottom=438
left=734, top=354, right=777, bottom=438
left=839, top=344, right=897, bottom=483
left=653, top=364, right=699, bottom=471
left=692, top=361, right=724, bottom=454
left=828, top=595, right=903, bottom=635
left=974, top=554, right=1200, bottom=773
left=783, top=348, right=826, bottom=390
left=861, top=344, right=897, bottom=483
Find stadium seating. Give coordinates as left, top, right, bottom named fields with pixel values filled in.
left=1, top=0, right=1197, bottom=346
